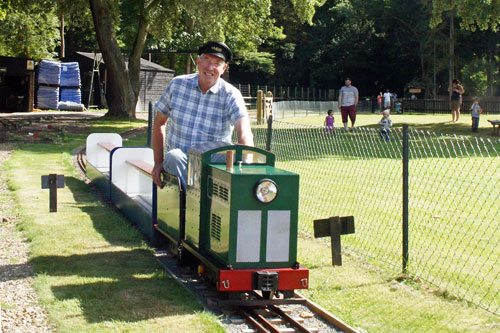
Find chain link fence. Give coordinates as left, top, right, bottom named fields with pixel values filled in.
left=271, top=100, right=374, bottom=119
left=248, top=119, right=500, bottom=315
left=148, top=101, right=500, bottom=314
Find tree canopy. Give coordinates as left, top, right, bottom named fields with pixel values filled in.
left=2, top=0, right=500, bottom=115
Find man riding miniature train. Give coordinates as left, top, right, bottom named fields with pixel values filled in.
left=152, top=41, right=254, bottom=188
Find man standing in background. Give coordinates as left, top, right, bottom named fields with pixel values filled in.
left=383, top=89, right=392, bottom=109
left=338, top=77, right=359, bottom=130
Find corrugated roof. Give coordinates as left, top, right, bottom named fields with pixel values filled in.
left=74, top=52, right=174, bottom=73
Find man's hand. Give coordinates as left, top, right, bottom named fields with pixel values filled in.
left=152, top=112, right=168, bottom=188
left=152, top=162, right=164, bottom=188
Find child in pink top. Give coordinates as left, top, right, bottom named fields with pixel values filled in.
left=324, top=109, right=335, bottom=134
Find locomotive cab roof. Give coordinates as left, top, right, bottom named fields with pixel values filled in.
left=188, top=142, right=275, bottom=167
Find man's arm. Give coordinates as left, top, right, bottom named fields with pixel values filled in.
left=355, top=88, right=359, bottom=105
left=235, top=116, right=254, bottom=146
left=152, top=112, right=168, bottom=187
left=338, top=91, right=342, bottom=110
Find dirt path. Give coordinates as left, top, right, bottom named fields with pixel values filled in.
left=0, top=112, right=106, bottom=331
left=0, top=143, right=56, bottom=332
left=0, top=111, right=148, bottom=331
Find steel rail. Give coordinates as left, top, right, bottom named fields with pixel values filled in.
left=295, top=291, right=358, bottom=333
left=247, top=307, right=281, bottom=333
left=238, top=308, right=269, bottom=333
left=269, top=304, right=312, bottom=333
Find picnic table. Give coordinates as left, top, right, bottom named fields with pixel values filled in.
left=487, top=120, right=500, bottom=136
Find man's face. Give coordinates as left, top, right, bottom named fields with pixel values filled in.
left=345, top=79, right=351, bottom=86
left=197, top=54, right=228, bottom=90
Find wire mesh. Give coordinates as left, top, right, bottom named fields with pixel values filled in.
left=272, top=101, right=338, bottom=119
left=406, top=130, right=500, bottom=314
left=151, top=107, right=500, bottom=315
left=248, top=119, right=500, bottom=315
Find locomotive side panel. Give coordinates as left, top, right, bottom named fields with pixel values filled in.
left=156, top=174, right=183, bottom=243
left=207, top=164, right=299, bottom=269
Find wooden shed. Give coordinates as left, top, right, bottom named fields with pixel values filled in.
left=61, top=52, right=175, bottom=111
left=0, top=56, right=35, bottom=113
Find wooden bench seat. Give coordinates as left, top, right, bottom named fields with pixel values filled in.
left=487, top=120, right=500, bottom=136
left=126, top=160, right=153, bottom=176
left=98, top=142, right=119, bottom=152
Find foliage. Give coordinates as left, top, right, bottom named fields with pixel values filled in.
left=0, top=1, right=60, bottom=59
left=57, top=0, right=99, bottom=54
left=431, top=0, right=500, bottom=31
left=231, top=0, right=500, bottom=98
left=230, top=52, right=276, bottom=84
left=86, top=0, right=322, bottom=118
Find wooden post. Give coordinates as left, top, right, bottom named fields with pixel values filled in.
left=257, top=90, right=263, bottom=124
left=314, top=216, right=355, bottom=266
left=49, top=174, right=57, bottom=212
left=41, top=174, right=65, bottom=212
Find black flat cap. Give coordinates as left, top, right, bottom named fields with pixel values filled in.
left=198, top=41, right=232, bottom=62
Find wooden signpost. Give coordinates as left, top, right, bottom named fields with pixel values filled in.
left=313, top=216, right=355, bottom=266
left=41, top=174, right=65, bottom=212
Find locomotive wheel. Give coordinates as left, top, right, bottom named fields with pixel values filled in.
left=177, top=245, right=189, bottom=266
left=262, top=291, right=274, bottom=299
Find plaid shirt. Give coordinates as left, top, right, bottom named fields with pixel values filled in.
left=155, top=73, right=247, bottom=152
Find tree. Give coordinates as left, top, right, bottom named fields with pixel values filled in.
left=0, top=1, right=60, bottom=59
left=88, top=0, right=322, bottom=119
left=431, top=0, right=500, bottom=96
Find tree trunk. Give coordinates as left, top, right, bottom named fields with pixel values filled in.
left=60, top=14, right=65, bottom=59
left=168, top=53, right=175, bottom=71
left=486, top=52, right=494, bottom=97
left=128, top=3, right=150, bottom=103
left=89, top=0, right=136, bottom=119
left=448, top=9, right=455, bottom=99
left=184, top=16, right=194, bottom=74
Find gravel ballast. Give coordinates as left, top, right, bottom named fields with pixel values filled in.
left=0, top=144, right=56, bottom=332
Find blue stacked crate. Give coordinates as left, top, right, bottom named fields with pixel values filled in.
left=59, top=62, right=82, bottom=105
left=36, top=60, right=61, bottom=110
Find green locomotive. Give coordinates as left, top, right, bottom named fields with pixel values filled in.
left=156, top=143, right=308, bottom=295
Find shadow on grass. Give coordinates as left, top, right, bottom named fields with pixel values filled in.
left=63, top=176, right=146, bottom=247
left=31, top=251, right=196, bottom=323
left=28, top=176, right=199, bottom=323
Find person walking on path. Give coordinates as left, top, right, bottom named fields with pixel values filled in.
left=448, top=78, right=465, bottom=122
left=338, top=77, right=359, bottom=130
left=152, top=41, right=254, bottom=188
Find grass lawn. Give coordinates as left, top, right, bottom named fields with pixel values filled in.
left=2, top=117, right=222, bottom=332
left=280, top=112, right=500, bottom=141
left=298, top=237, right=500, bottom=332
left=2, top=113, right=499, bottom=332
left=263, top=113, right=500, bottom=329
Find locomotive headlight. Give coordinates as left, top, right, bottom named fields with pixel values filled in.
left=255, top=179, right=278, bottom=203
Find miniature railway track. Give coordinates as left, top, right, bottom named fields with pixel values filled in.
left=237, top=304, right=313, bottom=333
left=224, top=291, right=357, bottom=333
left=74, top=144, right=358, bottom=333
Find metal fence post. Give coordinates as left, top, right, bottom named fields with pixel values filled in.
left=266, top=114, right=273, bottom=152
left=402, top=124, right=409, bottom=273
left=147, top=101, right=153, bottom=147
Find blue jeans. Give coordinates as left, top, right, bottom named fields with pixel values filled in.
left=379, top=128, right=390, bottom=142
left=162, top=149, right=188, bottom=188
left=472, top=117, right=479, bottom=132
